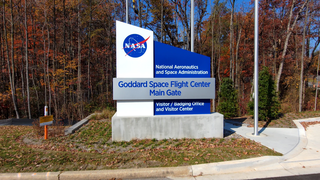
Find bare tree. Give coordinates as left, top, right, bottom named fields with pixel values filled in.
left=77, top=0, right=83, bottom=118
left=172, top=0, right=191, bottom=49
left=235, top=13, right=243, bottom=90
left=195, top=0, right=208, bottom=53
left=10, top=0, right=20, bottom=118
left=87, top=0, right=92, bottom=101
left=299, top=0, right=309, bottom=112
left=229, top=0, right=235, bottom=82
left=315, top=52, right=320, bottom=111
left=25, top=0, right=31, bottom=118
left=3, top=0, right=19, bottom=118
left=275, top=0, right=308, bottom=92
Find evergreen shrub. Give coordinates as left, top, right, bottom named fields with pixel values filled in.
left=248, top=66, right=280, bottom=121
left=217, top=78, right=239, bottom=118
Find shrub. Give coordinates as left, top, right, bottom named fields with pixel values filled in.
left=217, top=78, right=239, bottom=118
left=90, top=108, right=115, bottom=120
left=248, top=66, right=280, bottom=121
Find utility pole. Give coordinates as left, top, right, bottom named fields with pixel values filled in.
left=254, top=0, right=259, bottom=136
left=126, top=0, right=128, bottom=23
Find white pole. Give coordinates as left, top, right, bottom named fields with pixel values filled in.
left=191, top=0, right=194, bottom=52
left=254, top=0, right=259, bottom=136
left=44, top=106, right=48, bottom=116
left=126, top=0, right=128, bottom=23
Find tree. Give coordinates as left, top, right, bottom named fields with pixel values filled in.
left=24, top=0, right=31, bottom=119
left=275, top=0, right=308, bottom=92
left=1, top=0, right=320, bottom=120
left=77, top=0, right=83, bottom=118
left=299, top=0, right=309, bottom=112
left=315, top=52, right=320, bottom=111
left=146, top=0, right=180, bottom=46
left=9, top=0, right=19, bottom=118
left=172, top=0, right=191, bottom=49
left=248, top=67, right=280, bottom=121
left=229, top=0, right=235, bottom=82
left=194, top=0, right=208, bottom=54
left=217, top=78, right=239, bottom=118
left=204, top=0, right=229, bottom=111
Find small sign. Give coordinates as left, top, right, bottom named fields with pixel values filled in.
left=39, top=115, right=53, bottom=126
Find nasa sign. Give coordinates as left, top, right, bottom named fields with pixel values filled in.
left=113, top=21, right=223, bottom=141
left=115, top=20, right=214, bottom=116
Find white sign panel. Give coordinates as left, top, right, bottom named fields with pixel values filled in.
left=116, top=21, right=154, bottom=116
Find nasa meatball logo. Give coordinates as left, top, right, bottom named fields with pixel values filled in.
left=123, top=34, right=150, bottom=58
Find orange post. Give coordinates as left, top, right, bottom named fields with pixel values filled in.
left=44, top=106, right=48, bottom=140
left=44, top=125, right=48, bottom=140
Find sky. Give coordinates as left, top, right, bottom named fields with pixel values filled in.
left=127, top=0, right=319, bottom=52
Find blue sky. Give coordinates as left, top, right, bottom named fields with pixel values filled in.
left=209, top=0, right=253, bottom=13
left=204, top=0, right=253, bottom=22
left=207, top=0, right=319, bottom=52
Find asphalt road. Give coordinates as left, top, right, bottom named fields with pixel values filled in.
left=0, top=118, right=35, bottom=126
left=254, top=173, right=320, bottom=180
left=125, top=173, right=320, bottom=180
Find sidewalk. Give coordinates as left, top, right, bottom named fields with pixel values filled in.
left=224, top=120, right=300, bottom=155
left=1, top=118, right=320, bottom=180
left=181, top=118, right=320, bottom=179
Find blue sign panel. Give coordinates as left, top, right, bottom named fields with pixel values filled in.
left=153, top=41, right=212, bottom=115
left=154, top=99, right=210, bottom=115
left=154, top=42, right=210, bottom=78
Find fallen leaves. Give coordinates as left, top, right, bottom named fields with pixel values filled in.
left=0, top=121, right=282, bottom=173
left=300, top=121, right=320, bottom=130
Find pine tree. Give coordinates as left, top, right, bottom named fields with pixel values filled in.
left=248, top=66, right=280, bottom=121
left=217, top=78, right=239, bottom=118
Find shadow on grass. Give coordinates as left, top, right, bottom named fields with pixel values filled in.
left=224, top=117, right=248, bottom=126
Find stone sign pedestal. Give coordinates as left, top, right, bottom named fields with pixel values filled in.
left=112, top=113, right=224, bottom=141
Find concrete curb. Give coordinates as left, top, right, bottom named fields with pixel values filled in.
left=64, top=113, right=96, bottom=135
left=281, top=118, right=320, bottom=161
left=279, top=119, right=308, bottom=161
left=0, top=167, right=191, bottom=180
left=0, top=171, right=60, bottom=180
left=190, top=118, right=319, bottom=176
left=60, top=166, right=192, bottom=180
left=191, top=156, right=281, bottom=176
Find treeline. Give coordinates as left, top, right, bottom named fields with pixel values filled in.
left=0, top=0, right=119, bottom=120
left=0, top=0, right=319, bottom=121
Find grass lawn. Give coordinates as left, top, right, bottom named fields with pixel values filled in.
left=3, top=110, right=320, bottom=173
left=0, top=113, right=283, bottom=173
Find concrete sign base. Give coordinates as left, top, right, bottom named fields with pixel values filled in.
left=112, top=113, right=224, bottom=141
